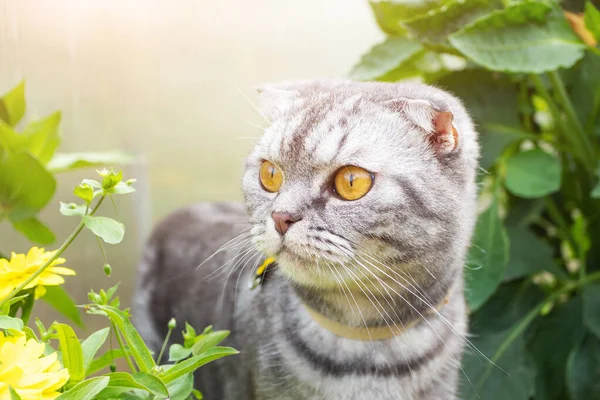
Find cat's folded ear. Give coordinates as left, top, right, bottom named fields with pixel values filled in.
left=385, top=98, right=459, bottom=154
left=256, top=84, right=300, bottom=121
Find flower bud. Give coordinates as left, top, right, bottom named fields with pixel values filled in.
left=168, top=318, right=177, bottom=330
left=103, top=264, right=112, bottom=277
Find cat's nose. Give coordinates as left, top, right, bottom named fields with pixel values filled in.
left=272, top=212, right=301, bottom=235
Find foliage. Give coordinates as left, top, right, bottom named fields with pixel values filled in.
left=354, top=0, right=600, bottom=398
left=0, top=81, right=132, bottom=245
left=0, top=83, right=238, bottom=398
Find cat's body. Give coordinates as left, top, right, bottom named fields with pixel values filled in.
left=134, top=80, right=479, bottom=400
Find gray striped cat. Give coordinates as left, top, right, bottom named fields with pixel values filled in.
left=134, top=79, right=480, bottom=400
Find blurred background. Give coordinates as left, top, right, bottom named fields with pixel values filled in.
left=0, top=0, right=382, bottom=330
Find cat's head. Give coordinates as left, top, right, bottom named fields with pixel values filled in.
left=242, top=79, right=479, bottom=289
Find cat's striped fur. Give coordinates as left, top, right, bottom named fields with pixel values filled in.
left=134, top=80, right=479, bottom=399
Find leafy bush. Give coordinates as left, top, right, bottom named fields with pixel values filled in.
left=353, top=1, right=600, bottom=398
left=0, top=86, right=237, bottom=399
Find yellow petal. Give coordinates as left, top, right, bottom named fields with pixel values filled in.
left=34, top=286, right=47, bottom=300
left=45, top=267, right=75, bottom=276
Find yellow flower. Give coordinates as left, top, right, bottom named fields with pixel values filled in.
left=0, top=247, right=76, bottom=301
left=0, top=331, right=69, bottom=400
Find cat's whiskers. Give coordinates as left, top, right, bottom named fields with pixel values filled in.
left=218, top=245, right=261, bottom=312
left=204, top=237, right=257, bottom=281
left=198, top=229, right=255, bottom=273
left=233, top=83, right=270, bottom=123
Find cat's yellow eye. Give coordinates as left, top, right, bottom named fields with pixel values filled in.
left=334, top=166, right=374, bottom=201
left=259, top=160, right=284, bottom=192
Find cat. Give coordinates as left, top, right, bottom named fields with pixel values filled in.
left=133, top=79, right=480, bottom=400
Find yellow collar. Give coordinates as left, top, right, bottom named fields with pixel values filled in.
left=303, top=296, right=449, bottom=341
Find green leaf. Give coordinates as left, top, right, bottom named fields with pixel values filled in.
left=461, top=328, right=534, bottom=400
left=160, top=347, right=239, bottom=384
left=74, top=184, right=95, bottom=204
left=8, top=386, right=22, bottom=400
left=56, top=377, right=110, bottom=400
left=81, top=327, right=110, bottom=372
left=47, top=151, right=134, bottom=173
left=350, top=36, right=424, bottom=81
left=585, top=1, right=600, bottom=40
left=567, top=334, right=600, bottom=400
left=0, top=81, right=26, bottom=127
left=504, top=226, right=565, bottom=281
left=59, top=202, right=87, bottom=217
left=583, top=283, right=600, bottom=339
left=86, top=348, right=126, bottom=375
left=191, top=330, right=230, bottom=356
left=165, top=371, right=194, bottom=400
left=54, top=323, right=85, bottom=385
left=0, top=315, right=24, bottom=330
left=10, top=217, right=55, bottom=244
left=168, top=344, right=192, bottom=362
left=42, top=286, right=83, bottom=327
left=0, top=151, right=56, bottom=221
left=106, top=372, right=169, bottom=398
left=368, top=0, right=444, bottom=35
left=436, top=70, right=521, bottom=169
left=465, top=197, right=509, bottom=311
left=569, top=52, right=600, bottom=133
left=528, top=297, right=585, bottom=400
left=82, top=216, right=125, bottom=244
left=592, top=181, right=600, bottom=198
left=449, top=3, right=585, bottom=73
left=94, top=305, right=156, bottom=373
left=23, top=112, right=61, bottom=164
left=403, top=0, right=500, bottom=48
left=109, top=181, right=136, bottom=195
left=505, top=149, right=562, bottom=198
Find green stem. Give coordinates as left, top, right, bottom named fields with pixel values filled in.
left=0, top=196, right=106, bottom=309
left=529, top=75, right=595, bottom=173
left=156, top=326, right=174, bottom=365
left=547, top=71, right=596, bottom=171
left=112, top=322, right=136, bottom=372
left=473, top=270, right=600, bottom=395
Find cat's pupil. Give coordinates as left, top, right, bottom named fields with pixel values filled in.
left=269, top=167, right=275, bottom=179
left=349, top=174, right=354, bottom=187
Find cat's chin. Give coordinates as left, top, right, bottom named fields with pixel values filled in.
left=276, top=250, right=342, bottom=289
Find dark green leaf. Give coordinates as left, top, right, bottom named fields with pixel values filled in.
left=82, top=216, right=125, bottom=244
left=350, top=36, right=424, bottom=81
left=461, top=328, right=535, bottom=400
left=42, top=286, right=83, bottom=327
left=585, top=1, right=600, bottom=39
left=10, top=217, right=55, bottom=244
left=168, top=344, right=192, bottom=362
left=47, top=151, right=134, bottom=173
left=569, top=52, right=600, bottom=133
left=0, top=81, right=26, bottom=127
left=54, top=323, right=85, bottom=385
left=583, top=283, right=600, bottom=339
left=0, top=151, right=56, bottom=221
left=56, top=377, right=110, bottom=400
left=94, top=305, right=156, bottom=373
left=160, top=347, right=239, bottom=384
left=449, top=3, right=585, bottom=73
left=465, top=198, right=509, bottom=311
left=504, top=226, right=564, bottom=281
left=436, top=70, right=521, bottom=169
left=592, top=181, right=600, bottom=198
left=191, top=330, right=230, bottom=356
left=527, top=297, right=585, bottom=400
left=59, top=202, right=87, bottom=217
left=23, top=112, right=61, bottom=164
left=567, top=334, right=600, bottom=399
left=0, top=315, right=24, bottom=330
left=81, top=327, right=110, bottom=372
left=106, top=372, right=169, bottom=398
left=505, top=149, right=562, bottom=198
